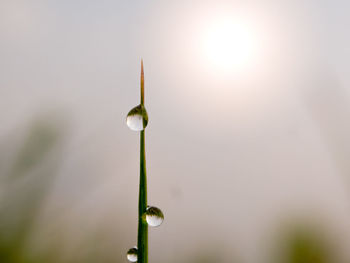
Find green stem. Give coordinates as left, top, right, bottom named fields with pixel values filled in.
left=137, top=60, right=148, bottom=263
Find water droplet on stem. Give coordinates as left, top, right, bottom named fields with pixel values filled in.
left=126, top=247, right=138, bottom=262
left=126, top=104, right=148, bottom=131
left=144, top=206, right=164, bottom=227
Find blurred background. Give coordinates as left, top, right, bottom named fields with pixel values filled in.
left=1, top=0, right=350, bottom=262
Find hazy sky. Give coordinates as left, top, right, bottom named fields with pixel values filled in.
left=1, top=1, right=350, bottom=263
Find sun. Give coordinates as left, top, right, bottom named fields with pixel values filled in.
left=203, top=18, right=257, bottom=72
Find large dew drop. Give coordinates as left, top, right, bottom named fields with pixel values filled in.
left=126, top=247, right=138, bottom=262
left=145, top=206, right=164, bottom=227
left=126, top=104, right=148, bottom=131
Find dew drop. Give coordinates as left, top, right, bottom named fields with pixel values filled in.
left=126, top=104, right=148, bottom=131
left=126, top=247, right=138, bottom=262
left=145, top=206, right=164, bottom=227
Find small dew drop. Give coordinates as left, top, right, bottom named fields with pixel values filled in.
left=126, top=247, right=138, bottom=262
left=126, top=104, right=148, bottom=131
left=145, top=206, right=164, bottom=227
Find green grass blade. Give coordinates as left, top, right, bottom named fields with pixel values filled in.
left=137, top=60, right=148, bottom=263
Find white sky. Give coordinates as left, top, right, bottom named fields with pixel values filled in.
left=0, top=1, right=350, bottom=262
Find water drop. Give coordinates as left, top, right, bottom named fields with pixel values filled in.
left=145, top=206, right=164, bottom=227
left=126, top=247, right=138, bottom=262
left=126, top=104, right=148, bottom=131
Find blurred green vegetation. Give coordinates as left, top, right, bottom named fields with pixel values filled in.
left=0, top=117, right=342, bottom=263
left=0, top=117, right=125, bottom=263
left=0, top=118, right=64, bottom=263
left=272, top=224, right=336, bottom=263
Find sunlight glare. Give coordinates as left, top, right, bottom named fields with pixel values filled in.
left=203, top=18, right=257, bottom=72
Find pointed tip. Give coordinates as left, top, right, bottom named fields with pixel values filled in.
left=141, top=59, right=144, bottom=75
left=140, top=59, right=144, bottom=104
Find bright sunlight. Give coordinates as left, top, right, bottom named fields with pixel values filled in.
left=203, top=18, right=257, bottom=72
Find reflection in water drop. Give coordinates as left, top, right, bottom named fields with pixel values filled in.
left=126, top=247, right=138, bottom=262
left=145, top=206, right=164, bottom=227
left=126, top=104, right=148, bottom=131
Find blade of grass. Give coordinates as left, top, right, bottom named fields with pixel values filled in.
left=137, top=59, right=148, bottom=263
